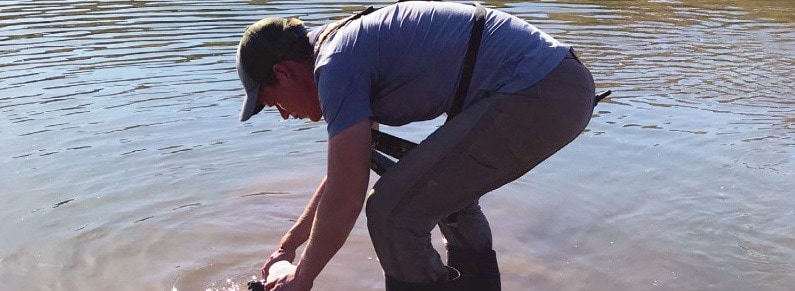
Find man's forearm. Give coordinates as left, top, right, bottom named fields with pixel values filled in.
left=294, top=187, right=364, bottom=282
left=279, top=176, right=327, bottom=251
left=292, top=120, right=372, bottom=284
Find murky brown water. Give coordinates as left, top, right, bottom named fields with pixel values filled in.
left=1, top=0, right=793, bottom=290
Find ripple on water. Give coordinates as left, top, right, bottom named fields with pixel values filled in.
left=1, top=1, right=794, bottom=290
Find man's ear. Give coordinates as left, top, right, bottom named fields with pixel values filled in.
left=272, top=62, right=293, bottom=82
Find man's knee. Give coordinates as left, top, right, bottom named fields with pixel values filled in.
left=365, top=188, right=389, bottom=230
left=366, top=187, right=428, bottom=238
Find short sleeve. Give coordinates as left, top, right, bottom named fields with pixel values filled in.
left=316, top=52, right=373, bottom=138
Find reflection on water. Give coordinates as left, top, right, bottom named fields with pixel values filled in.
left=1, top=0, right=793, bottom=290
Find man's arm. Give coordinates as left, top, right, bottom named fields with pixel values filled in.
left=261, top=177, right=327, bottom=280
left=294, top=119, right=372, bottom=285
left=279, top=177, right=327, bottom=251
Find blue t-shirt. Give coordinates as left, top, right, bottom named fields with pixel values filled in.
left=313, top=1, right=570, bottom=137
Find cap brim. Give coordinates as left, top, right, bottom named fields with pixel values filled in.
left=240, top=82, right=262, bottom=122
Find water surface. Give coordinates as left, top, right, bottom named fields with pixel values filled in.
left=1, top=0, right=793, bottom=290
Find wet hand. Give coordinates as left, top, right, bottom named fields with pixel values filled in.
left=264, top=269, right=312, bottom=291
left=261, top=248, right=296, bottom=279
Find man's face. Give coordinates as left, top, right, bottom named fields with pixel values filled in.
left=258, top=60, right=322, bottom=121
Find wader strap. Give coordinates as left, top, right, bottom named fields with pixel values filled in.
left=372, top=129, right=417, bottom=160
left=370, top=149, right=395, bottom=176
left=446, top=3, right=486, bottom=123
left=372, top=2, right=486, bottom=175
left=594, top=90, right=611, bottom=107
left=313, top=6, right=376, bottom=57
left=308, top=4, right=403, bottom=175
left=370, top=129, right=420, bottom=176
left=372, top=1, right=486, bottom=176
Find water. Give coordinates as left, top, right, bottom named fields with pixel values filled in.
left=1, top=0, right=793, bottom=290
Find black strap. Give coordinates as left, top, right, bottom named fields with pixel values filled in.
left=372, top=3, right=486, bottom=176
left=372, top=129, right=417, bottom=160
left=313, top=6, right=376, bottom=57
left=446, top=3, right=486, bottom=123
left=370, top=150, right=395, bottom=176
left=594, top=90, right=611, bottom=106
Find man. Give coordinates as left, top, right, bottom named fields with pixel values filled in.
left=236, top=1, right=595, bottom=290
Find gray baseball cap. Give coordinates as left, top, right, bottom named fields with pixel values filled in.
left=236, top=18, right=308, bottom=121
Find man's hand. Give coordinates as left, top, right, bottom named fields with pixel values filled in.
left=262, top=248, right=296, bottom=279
left=264, top=269, right=313, bottom=291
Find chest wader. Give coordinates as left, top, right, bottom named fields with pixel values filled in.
left=312, top=2, right=610, bottom=291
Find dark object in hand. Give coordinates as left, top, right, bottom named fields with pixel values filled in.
left=247, top=280, right=265, bottom=291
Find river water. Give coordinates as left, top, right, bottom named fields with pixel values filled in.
left=1, top=0, right=793, bottom=290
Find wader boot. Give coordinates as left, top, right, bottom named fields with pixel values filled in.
left=385, top=266, right=460, bottom=291
left=447, top=247, right=501, bottom=291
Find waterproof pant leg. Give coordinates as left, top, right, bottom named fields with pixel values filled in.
left=366, top=55, right=595, bottom=286
left=438, top=202, right=501, bottom=291
left=385, top=266, right=461, bottom=291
